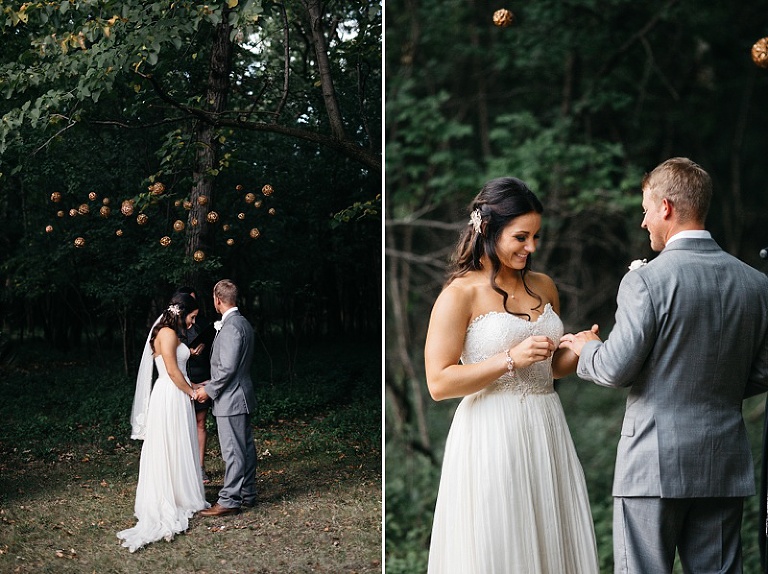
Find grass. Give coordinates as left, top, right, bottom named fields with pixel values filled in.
left=0, top=340, right=382, bottom=573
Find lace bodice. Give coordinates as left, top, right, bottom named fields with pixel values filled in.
left=154, top=343, right=191, bottom=381
left=462, top=303, right=563, bottom=396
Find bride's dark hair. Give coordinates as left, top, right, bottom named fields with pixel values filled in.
left=150, top=292, right=199, bottom=353
left=447, top=177, right=544, bottom=317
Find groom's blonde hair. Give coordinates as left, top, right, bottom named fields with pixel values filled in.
left=214, top=279, right=238, bottom=306
left=643, top=157, right=711, bottom=224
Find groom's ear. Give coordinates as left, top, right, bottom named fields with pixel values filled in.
left=661, top=197, right=673, bottom=219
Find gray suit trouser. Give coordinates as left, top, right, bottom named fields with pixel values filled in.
left=613, top=496, right=743, bottom=574
left=216, top=413, right=257, bottom=508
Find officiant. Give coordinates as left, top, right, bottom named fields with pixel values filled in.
left=175, top=286, right=215, bottom=485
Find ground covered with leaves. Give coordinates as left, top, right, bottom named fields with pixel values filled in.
left=0, top=342, right=382, bottom=573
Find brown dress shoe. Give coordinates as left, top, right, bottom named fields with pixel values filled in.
left=199, top=503, right=241, bottom=517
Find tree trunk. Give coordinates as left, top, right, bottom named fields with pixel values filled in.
left=304, top=0, right=346, bottom=141
left=186, top=6, right=235, bottom=263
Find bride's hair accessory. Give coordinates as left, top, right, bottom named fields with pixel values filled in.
left=469, top=208, right=483, bottom=234
left=167, top=304, right=181, bottom=316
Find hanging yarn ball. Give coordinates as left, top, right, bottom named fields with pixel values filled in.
left=752, top=37, right=768, bottom=69
left=493, top=8, right=514, bottom=27
left=121, top=200, right=135, bottom=216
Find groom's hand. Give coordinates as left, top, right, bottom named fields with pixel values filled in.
left=196, top=387, right=210, bottom=403
left=560, top=324, right=600, bottom=356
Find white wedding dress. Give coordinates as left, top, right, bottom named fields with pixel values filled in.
left=427, top=304, right=599, bottom=573
left=117, top=343, right=209, bottom=552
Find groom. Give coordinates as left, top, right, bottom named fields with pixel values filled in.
left=196, top=279, right=257, bottom=516
left=561, top=157, right=768, bottom=573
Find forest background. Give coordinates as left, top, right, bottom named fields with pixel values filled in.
left=0, top=1, right=381, bottom=572
left=385, top=1, right=768, bottom=572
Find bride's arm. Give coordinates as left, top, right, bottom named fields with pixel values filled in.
left=157, top=328, right=196, bottom=399
left=425, top=287, right=509, bottom=401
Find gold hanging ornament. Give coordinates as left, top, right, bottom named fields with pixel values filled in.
left=116, top=229, right=124, bottom=237
left=254, top=199, right=263, bottom=208
left=245, top=193, right=256, bottom=204
left=493, top=8, right=514, bottom=27
left=148, top=182, right=166, bottom=195
left=102, top=197, right=110, bottom=205
left=206, top=211, right=220, bottom=223
left=78, top=203, right=90, bottom=215
left=191, top=217, right=198, bottom=226
left=74, top=237, right=86, bottom=248
left=137, top=213, right=149, bottom=225
left=752, top=37, right=768, bottom=69
left=237, top=212, right=245, bottom=220
left=197, top=195, right=209, bottom=206
left=183, top=200, right=192, bottom=210
left=88, top=192, right=97, bottom=201
left=121, top=200, right=135, bottom=216
left=173, top=220, right=185, bottom=232
left=193, top=250, right=205, bottom=262
left=262, top=184, right=274, bottom=196
left=57, top=210, right=65, bottom=218
left=222, top=224, right=231, bottom=231
left=268, top=207, right=276, bottom=216
left=226, top=238, right=235, bottom=246
left=51, top=192, right=62, bottom=203
left=159, top=236, right=171, bottom=246
left=69, top=209, right=78, bottom=217
left=236, top=184, right=244, bottom=191
left=45, top=225, right=53, bottom=233
left=100, top=206, right=111, bottom=218
left=249, top=228, right=261, bottom=239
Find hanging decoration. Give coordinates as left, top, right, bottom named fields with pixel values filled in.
left=493, top=8, right=514, bottom=27
left=45, top=181, right=278, bottom=261
left=752, top=37, right=768, bottom=68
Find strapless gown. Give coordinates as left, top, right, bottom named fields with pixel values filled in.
left=117, top=343, right=209, bottom=552
left=427, top=304, right=599, bottom=573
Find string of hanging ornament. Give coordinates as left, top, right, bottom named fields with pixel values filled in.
left=46, top=182, right=277, bottom=262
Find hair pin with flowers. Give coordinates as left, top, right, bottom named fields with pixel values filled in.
left=167, top=304, right=181, bottom=316
left=469, top=208, right=483, bottom=235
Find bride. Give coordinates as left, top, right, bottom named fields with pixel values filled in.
left=117, top=292, right=209, bottom=552
left=424, top=177, right=599, bottom=573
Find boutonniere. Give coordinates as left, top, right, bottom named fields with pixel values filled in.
left=628, top=258, right=648, bottom=271
left=214, top=320, right=223, bottom=331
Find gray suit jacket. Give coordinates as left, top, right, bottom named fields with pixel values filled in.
left=578, top=238, right=768, bottom=498
left=207, top=309, right=256, bottom=417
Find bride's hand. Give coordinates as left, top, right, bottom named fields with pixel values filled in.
left=190, top=388, right=198, bottom=401
left=509, top=336, right=556, bottom=369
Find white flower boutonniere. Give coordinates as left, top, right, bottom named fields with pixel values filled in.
left=628, top=258, right=648, bottom=271
left=214, top=320, right=223, bottom=331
